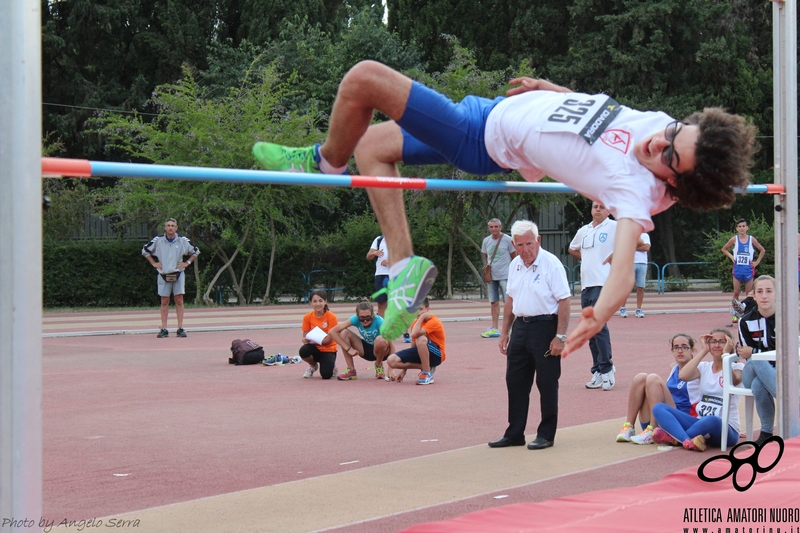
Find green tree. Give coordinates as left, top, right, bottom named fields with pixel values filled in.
left=91, top=65, right=331, bottom=305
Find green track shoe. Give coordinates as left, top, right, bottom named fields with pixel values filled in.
left=253, top=142, right=321, bottom=173
left=375, top=256, right=437, bottom=342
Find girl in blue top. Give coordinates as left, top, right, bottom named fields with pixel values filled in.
left=616, top=333, right=700, bottom=444
left=328, top=300, right=395, bottom=380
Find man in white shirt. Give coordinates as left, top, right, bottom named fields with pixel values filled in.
left=253, top=60, right=757, bottom=353
left=480, top=218, right=517, bottom=338
left=366, top=235, right=390, bottom=317
left=619, top=232, right=651, bottom=318
left=569, top=203, right=616, bottom=391
left=488, top=220, right=570, bottom=450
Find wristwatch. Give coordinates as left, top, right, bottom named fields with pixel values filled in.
left=556, top=334, right=567, bottom=342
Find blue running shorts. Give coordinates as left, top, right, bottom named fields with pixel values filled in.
left=397, top=82, right=508, bottom=176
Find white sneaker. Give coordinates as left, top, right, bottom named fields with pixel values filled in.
left=616, top=422, right=635, bottom=442
left=619, top=307, right=628, bottom=318
left=303, top=363, right=319, bottom=379
left=601, top=370, right=615, bottom=391
left=635, top=309, right=644, bottom=318
left=586, top=372, right=602, bottom=389
left=631, top=425, right=655, bottom=444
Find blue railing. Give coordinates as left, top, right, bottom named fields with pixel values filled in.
left=658, top=262, right=711, bottom=293
left=301, top=269, right=346, bottom=302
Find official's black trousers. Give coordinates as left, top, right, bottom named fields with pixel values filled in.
left=503, top=318, right=561, bottom=442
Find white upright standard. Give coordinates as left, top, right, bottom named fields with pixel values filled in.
left=772, top=0, right=799, bottom=439
left=0, top=0, right=43, bottom=526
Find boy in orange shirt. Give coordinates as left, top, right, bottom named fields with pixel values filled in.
left=386, top=298, right=446, bottom=385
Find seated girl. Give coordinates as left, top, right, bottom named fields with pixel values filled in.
left=616, top=333, right=701, bottom=444
left=651, top=328, right=743, bottom=451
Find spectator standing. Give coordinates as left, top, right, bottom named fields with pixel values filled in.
left=142, top=218, right=199, bottom=338
left=721, top=218, right=764, bottom=322
left=569, top=202, right=617, bottom=390
left=620, top=233, right=650, bottom=318
left=489, top=220, right=571, bottom=450
left=480, top=218, right=517, bottom=338
left=367, top=235, right=390, bottom=318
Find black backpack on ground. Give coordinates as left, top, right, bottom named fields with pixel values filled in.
left=229, top=339, right=265, bottom=365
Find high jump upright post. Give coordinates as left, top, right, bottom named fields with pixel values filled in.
left=0, top=0, right=43, bottom=526
left=772, top=0, right=799, bottom=439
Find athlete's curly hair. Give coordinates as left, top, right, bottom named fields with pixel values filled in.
left=665, top=108, right=758, bottom=210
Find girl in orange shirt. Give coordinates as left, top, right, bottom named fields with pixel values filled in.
left=299, top=290, right=339, bottom=379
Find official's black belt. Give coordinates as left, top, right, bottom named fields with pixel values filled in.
left=516, top=314, right=556, bottom=323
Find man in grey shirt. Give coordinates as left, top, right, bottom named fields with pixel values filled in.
left=480, top=218, right=516, bottom=338
left=142, top=218, right=200, bottom=338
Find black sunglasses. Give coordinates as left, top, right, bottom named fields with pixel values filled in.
left=358, top=315, right=373, bottom=322
left=661, top=120, right=684, bottom=176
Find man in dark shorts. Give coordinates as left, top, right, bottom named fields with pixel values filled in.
left=386, top=298, right=446, bottom=385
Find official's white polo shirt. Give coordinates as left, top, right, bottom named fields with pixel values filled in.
left=569, top=218, right=617, bottom=288
left=506, top=248, right=571, bottom=317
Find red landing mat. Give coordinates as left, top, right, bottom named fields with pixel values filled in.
left=402, top=437, right=799, bottom=532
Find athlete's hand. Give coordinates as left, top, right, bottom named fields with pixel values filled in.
left=562, top=307, right=602, bottom=357
left=507, top=77, right=570, bottom=96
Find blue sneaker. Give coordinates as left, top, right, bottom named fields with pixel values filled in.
left=374, top=256, right=437, bottom=342
left=253, top=142, right=321, bottom=173
left=417, top=371, right=434, bottom=385
left=263, top=354, right=284, bottom=366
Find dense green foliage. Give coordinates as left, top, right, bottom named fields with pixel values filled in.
left=42, top=0, right=789, bottom=307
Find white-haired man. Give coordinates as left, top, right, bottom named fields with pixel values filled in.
left=489, top=220, right=570, bottom=450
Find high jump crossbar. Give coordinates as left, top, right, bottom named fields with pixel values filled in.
left=41, top=157, right=786, bottom=195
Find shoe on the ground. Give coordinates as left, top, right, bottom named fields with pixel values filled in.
left=481, top=328, right=501, bottom=338
left=253, top=142, right=321, bottom=173
left=755, top=431, right=774, bottom=446
left=616, top=422, right=635, bottom=442
left=303, top=363, right=319, bottom=378
left=403, top=332, right=412, bottom=343
left=619, top=307, right=628, bottom=318
left=417, top=371, right=434, bottom=385
left=586, top=372, right=602, bottom=389
left=375, top=256, right=438, bottom=342
left=337, top=367, right=358, bottom=381
left=374, top=365, right=385, bottom=380
left=635, top=309, right=645, bottom=318
left=601, top=370, right=615, bottom=391
left=289, top=356, right=302, bottom=364
left=176, top=328, right=187, bottom=337
left=652, top=428, right=680, bottom=446
left=488, top=437, right=525, bottom=448
left=683, top=435, right=707, bottom=452
left=527, top=437, right=554, bottom=450
left=264, top=354, right=284, bottom=366
left=157, top=328, right=168, bottom=338
left=631, top=425, right=655, bottom=445
left=731, top=315, right=739, bottom=323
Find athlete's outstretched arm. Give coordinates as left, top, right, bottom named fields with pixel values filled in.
left=506, top=77, right=571, bottom=97
left=563, top=218, right=642, bottom=356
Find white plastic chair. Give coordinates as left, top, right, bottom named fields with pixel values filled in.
left=720, top=352, right=763, bottom=451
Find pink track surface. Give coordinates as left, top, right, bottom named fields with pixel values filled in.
left=402, top=437, right=797, bottom=533
left=42, top=295, right=742, bottom=530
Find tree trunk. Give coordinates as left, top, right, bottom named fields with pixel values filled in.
left=261, top=218, right=276, bottom=305
left=201, top=217, right=253, bottom=305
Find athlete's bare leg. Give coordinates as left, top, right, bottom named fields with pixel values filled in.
left=316, top=61, right=416, bottom=266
